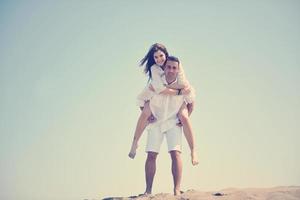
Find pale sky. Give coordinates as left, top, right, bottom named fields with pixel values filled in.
left=0, top=1, right=300, bottom=200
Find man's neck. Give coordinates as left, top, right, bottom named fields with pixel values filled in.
left=166, top=75, right=177, bottom=85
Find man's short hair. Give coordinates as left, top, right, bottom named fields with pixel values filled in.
left=166, top=56, right=180, bottom=64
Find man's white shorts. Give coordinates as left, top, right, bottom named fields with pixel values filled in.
left=145, top=125, right=182, bottom=153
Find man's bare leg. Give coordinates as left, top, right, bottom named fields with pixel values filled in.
left=178, top=103, right=199, bottom=165
left=128, top=102, right=152, bottom=159
left=170, top=150, right=182, bottom=195
left=145, top=152, right=158, bottom=194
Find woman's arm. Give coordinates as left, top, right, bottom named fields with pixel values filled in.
left=149, top=65, right=192, bottom=95
left=166, top=82, right=188, bottom=89
left=159, top=88, right=179, bottom=95
left=150, top=66, right=169, bottom=93
left=149, top=84, right=191, bottom=95
left=149, top=84, right=179, bottom=95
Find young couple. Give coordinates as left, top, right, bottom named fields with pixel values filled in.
left=128, top=43, right=199, bottom=166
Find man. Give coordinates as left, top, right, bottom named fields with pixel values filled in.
left=143, top=56, right=194, bottom=196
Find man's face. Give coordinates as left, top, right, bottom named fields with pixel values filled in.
left=164, top=60, right=179, bottom=79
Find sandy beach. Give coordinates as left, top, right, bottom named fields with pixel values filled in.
left=102, top=186, right=300, bottom=200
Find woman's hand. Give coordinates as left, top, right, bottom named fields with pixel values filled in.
left=181, top=86, right=191, bottom=95
left=149, top=84, right=155, bottom=92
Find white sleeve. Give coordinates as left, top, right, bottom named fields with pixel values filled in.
left=177, top=63, right=189, bottom=86
left=150, top=66, right=167, bottom=94
left=136, top=86, right=155, bottom=107
left=184, top=85, right=196, bottom=104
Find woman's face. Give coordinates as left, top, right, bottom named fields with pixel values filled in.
left=153, top=50, right=166, bottom=66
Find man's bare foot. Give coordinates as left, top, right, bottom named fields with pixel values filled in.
left=128, top=141, right=138, bottom=159
left=138, top=191, right=152, bottom=197
left=139, top=191, right=151, bottom=196
left=191, top=150, right=199, bottom=166
left=174, top=189, right=184, bottom=196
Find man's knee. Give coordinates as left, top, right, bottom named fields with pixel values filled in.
left=147, top=152, right=158, bottom=161
left=170, top=150, right=181, bottom=161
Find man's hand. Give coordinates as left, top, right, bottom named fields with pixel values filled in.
left=176, top=120, right=183, bottom=127
left=148, top=114, right=157, bottom=123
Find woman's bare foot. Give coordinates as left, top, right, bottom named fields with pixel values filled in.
left=191, top=150, right=199, bottom=166
left=128, top=141, right=138, bottom=159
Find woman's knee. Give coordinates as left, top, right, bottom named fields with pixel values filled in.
left=178, top=109, right=189, bottom=123
left=140, top=102, right=152, bottom=119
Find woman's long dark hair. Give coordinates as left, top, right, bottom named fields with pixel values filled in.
left=140, top=43, right=169, bottom=80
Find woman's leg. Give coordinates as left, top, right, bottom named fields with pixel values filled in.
left=128, top=101, right=152, bottom=159
left=177, top=103, right=199, bottom=165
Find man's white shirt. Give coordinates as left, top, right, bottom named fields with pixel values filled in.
left=148, top=91, right=185, bottom=133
